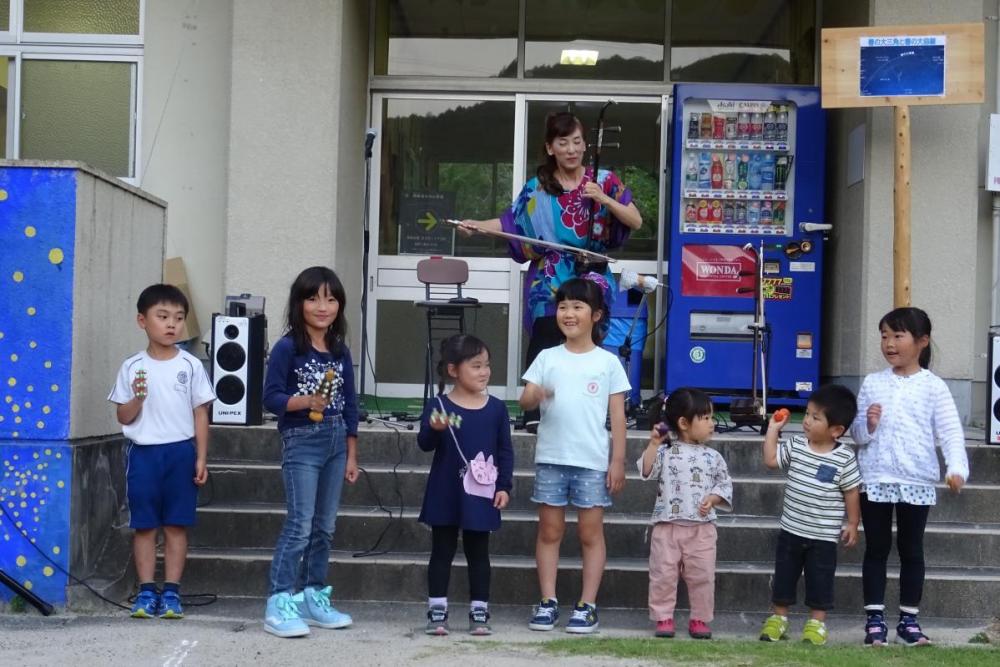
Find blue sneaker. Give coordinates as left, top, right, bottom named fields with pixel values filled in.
left=864, top=612, right=888, bottom=646
left=264, top=592, right=310, bottom=638
left=529, top=598, right=559, bottom=631
left=565, top=601, right=599, bottom=634
left=130, top=589, right=160, bottom=619
left=159, top=590, right=184, bottom=619
left=895, top=614, right=931, bottom=646
left=294, top=586, right=352, bottom=629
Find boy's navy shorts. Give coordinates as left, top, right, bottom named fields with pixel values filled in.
left=126, top=440, right=198, bottom=529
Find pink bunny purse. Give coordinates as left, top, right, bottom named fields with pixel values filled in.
left=437, top=397, right=498, bottom=499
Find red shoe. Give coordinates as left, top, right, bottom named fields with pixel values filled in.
left=689, top=619, right=712, bottom=639
left=654, top=618, right=675, bottom=638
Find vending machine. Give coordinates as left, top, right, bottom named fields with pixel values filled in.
left=665, top=83, right=826, bottom=406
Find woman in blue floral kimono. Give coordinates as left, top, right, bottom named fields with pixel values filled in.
left=460, top=111, right=642, bottom=429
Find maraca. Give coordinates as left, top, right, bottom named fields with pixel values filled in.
left=773, top=408, right=790, bottom=423
left=309, top=370, right=336, bottom=422
left=654, top=422, right=669, bottom=436
left=134, top=369, right=148, bottom=399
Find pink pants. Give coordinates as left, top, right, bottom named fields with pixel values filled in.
left=648, top=522, right=717, bottom=622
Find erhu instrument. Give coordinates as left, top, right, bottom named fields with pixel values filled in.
left=574, top=99, right=622, bottom=276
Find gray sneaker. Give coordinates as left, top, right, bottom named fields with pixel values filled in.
left=469, top=607, right=492, bottom=636
left=425, top=605, right=449, bottom=636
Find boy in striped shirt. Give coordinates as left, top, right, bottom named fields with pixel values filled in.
left=759, top=384, right=861, bottom=645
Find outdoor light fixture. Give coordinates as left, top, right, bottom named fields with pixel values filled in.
left=560, top=49, right=598, bottom=66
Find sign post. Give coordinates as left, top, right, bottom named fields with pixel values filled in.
left=821, top=22, right=984, bottom=307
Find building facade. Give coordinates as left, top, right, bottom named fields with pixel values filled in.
left=1, top=0, right=995, bottom=423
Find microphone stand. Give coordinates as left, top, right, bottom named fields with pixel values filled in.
left=0, top=568, right=54, bottom=616
left=358, top=130, right=376, bottom=421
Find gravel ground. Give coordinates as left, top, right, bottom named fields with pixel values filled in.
left=0, top=599, right=991, bottom=667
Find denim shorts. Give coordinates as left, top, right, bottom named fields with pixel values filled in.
left=771, top=529, right=838, bottom=611
left=531, top=463, right=612, bottom=509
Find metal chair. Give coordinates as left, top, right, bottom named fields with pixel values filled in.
left=414, top=257, right=480, bottom=406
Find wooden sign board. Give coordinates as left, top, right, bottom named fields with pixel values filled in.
left=821, top=22, right=984, bottom=108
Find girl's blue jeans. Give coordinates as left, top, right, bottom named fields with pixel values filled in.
left=268, top=416, right=347, bottom=595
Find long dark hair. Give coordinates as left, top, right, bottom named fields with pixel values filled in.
left=284, top=266, right=348, bottom=355
left=537, top=111, right=586, bottom=196
left=555, top=277, right=606, bottom=344
left=436, top=334, right=490, bottom=394
left=879, top=306, right=932, bottom=368
left=650, top=388, right=714, bottom=444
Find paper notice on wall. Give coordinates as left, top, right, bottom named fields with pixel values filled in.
left=988, top=115, right=1000, bottom=192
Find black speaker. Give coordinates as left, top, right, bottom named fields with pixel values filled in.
left=211, top=314, right=265, bottom=425
left=988, top=330, right=1000, bottom=444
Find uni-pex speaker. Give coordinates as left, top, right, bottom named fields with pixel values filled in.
left=210, top=314, right=265, bottom=425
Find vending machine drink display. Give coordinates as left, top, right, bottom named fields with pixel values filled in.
left=666, top=84, right=826, bottom=406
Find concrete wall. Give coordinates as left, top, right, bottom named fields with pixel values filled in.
left=71, top=169, right=167, bottom=439
left=227, top=0, right=369, bottom=351
left=824, top=0, right=991, bottom=423
left=822, top=0, right=872, bottom=384
left=68, top=436, right=132, bottom=610
left=141, top=0, right=234, bottom=351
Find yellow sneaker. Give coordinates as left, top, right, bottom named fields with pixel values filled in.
left=759, top=614, right=789, bottom=641
left=802, top=618, right=828, bottom=645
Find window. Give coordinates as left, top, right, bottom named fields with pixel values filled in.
left=524, top=0, right=665, bottom=80
left=524, top=100, right=662, bottom=260
left=373, top=0, right=817, bottom=85
left=670, top=0, right=815, bottom=84
left=378, top=98, right=515, bottom=258
left=23, top=0, right=140, bottom=39
left=374, top=0, right=517, bottom=77
left=20, top=59, right=136, bottom=177
left=1, top=1, right=143, bottom=179
left=0, top=57, right=10, bottom=156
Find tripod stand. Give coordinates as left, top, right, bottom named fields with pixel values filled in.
left=0, top=569, right=54, bottom=615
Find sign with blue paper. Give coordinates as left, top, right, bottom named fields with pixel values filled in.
left=860, top=35, right=945, bottom=98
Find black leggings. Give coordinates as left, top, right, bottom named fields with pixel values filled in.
left=522, top=316, right=563, bottom=424
left=428, top=526, right=491, bottom=601
left=860, top=494, right=931, bottom=609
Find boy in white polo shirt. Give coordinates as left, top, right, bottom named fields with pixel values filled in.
left=108, top=284, right=215, bottom=619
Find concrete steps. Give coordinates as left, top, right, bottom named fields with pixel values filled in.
left=192, top=504, right=1000, bottom=567
left=181, top=424, right=1000, bottom=618
left=182, top=547, right=1000, bottom=619
left=205, top=461, right=1000, bottom=524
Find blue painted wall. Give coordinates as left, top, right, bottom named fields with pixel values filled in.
left=0, top=440, right=71, bottom=603
left=0, top=167, right=76, bottom=440
left=0, top=167, right=78, bottom=604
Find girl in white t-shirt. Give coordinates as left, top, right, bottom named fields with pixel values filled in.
left=849, top=307, right=969, bottom=647
left=520, top=276, right=630, bottom=634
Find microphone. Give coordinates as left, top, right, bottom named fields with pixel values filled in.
left=618, top=268, right=660, bottom=293
left=364, top=128, right=377, bottom=158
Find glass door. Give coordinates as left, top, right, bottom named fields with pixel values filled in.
left=515, top=95, right=670, bottom=398
left=367, top=94, right=518, bottom=400
left=366, top=92, right=671, bottom=402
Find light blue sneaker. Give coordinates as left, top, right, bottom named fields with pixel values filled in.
left=264, top=592, right=310, bottom=638
left=294, top=586, right=353, bottom=629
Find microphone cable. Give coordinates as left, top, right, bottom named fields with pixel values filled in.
left=0, top=502, right=218, bottom=610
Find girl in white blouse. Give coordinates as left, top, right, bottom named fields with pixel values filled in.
left=849, top=307, right=969, bottom=647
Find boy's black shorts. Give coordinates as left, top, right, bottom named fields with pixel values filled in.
left=770, top=529, right=838, bottom=611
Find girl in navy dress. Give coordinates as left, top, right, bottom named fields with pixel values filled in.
left=418, top=334, right=514, bottom=636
